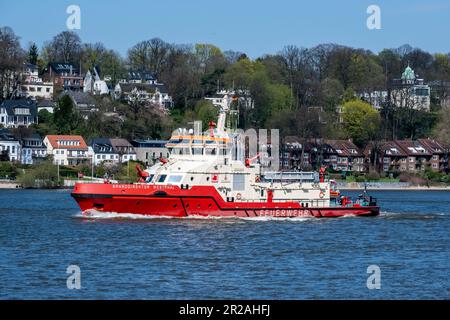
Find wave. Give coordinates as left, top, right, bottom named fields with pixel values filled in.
left=379, top=211, right=449, bottom=219
left=74, top=209, right=449, bottom=222
left=74, top=210, right=312, bottom=222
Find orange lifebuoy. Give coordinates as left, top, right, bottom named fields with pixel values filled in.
left=319, top=191, right=325, bottom=199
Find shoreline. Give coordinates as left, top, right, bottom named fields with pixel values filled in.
left=340, top=186, right=450, bottom=191
left=1, top=184, right=450, bottom=191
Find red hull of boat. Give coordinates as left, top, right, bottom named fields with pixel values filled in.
left=71, top=183, right=380, bottom=218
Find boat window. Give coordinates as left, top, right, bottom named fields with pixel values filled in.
left=192, top=147, right=203, bottom=155
left=146, top=174, right=154, bottom=183
left=174, top=148, right=182, bottom=155
left=157, top=174, right=167, bottom=183
left=233, top=174, right=245, bottom=191
left=168, top=175, right=183, bottom=183
left=205, top=148, right=217, bottom=155
left=192, top=139, right=203, bottom=144
left=182, top=148, right=190, bottom=155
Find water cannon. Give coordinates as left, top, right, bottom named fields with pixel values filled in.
left=245, top=153, right=261, bottom=168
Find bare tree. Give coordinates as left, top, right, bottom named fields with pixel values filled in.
left=0, top=26, right=25, bottom=99
left=128, top=38, right=169, bottom=77
left=42, top=31, right=82, bottom=65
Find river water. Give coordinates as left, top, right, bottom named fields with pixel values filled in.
left=0, top=189, right=448, bottom=299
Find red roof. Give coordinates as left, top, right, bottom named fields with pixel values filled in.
left=45, top=135, right=88, bottom=150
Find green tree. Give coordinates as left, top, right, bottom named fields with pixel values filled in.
left=342, top=99, right=381, bottom=146
left=37, top=109, right=53, bottom=123
left=53, top=95, right=84, bottom=134
left=28, top=43, right=38, bottom=65
left=432, top=106, right=450, bottom=145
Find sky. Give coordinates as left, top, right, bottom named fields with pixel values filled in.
left=1, top=0, right=449, bottom=58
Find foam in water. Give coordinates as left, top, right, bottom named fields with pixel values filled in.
left=74, top=209, right=312, bottom=222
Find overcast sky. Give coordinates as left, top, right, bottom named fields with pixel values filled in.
left=1, top=0, right=449, bottom=57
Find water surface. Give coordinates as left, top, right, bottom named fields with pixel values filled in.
left=0, top=189, right=448, bottom=299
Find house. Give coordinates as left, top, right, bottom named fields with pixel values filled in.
left=130, top=139, right=169, bottom=166
left=279, top=138, right=364, bottom=172
left=0, top=129, right=21, bottom=162
left=42, top=62, right=83, bottom=91
left=43, top=135, right=89, bottom=166
left=83, top=68, right=109, bottom=95
left=417, top=138, right=450, bottom=172
left=279, top=136, right=303, bottom=170
left=324, top=140, right=365, bottom=172
left=0, top=99, right=38, bottom=128
left=205, top=89, right=253, bottom=110
left=371, top=141, right=409, bottom=172
left=120, top=71, right=157, bottom=84
left=19, top=133, right=47, bottom=165
left=89, top=138, right=120, bottom=166
left=59, top=91, right=98, bottom=117
left=114, top=71, right=173, bottom=108
left=114, top=83, right=173, bottom=108
left=109, top=139, right=136, bottom=163
left=37, top=99, right=56, bottom=114
left=389, top=65, right=431, bottom=111
left=393, top=140, right=432, bottom=172
left=19, top=63, right=54, bottom=100
left=372, top=139, right=449, bottom=173
left=360, top=91, right=388, bottom=110
left=359, top=65, right=431, bottom=111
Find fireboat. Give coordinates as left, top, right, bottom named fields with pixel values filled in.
left=72, top=105, right=380, bottom=218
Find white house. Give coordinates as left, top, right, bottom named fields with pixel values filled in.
left=83, top=68, right=109, bottom=95
left=205, top=89, right=253, bottom=110
left=114, top=83, right=173, bottom=108
left=0, top=130, right=21, bottom=162
left=109, top=138, right=137, bottom=163
left=89, top=138, right=120, bottom=166
left=43, top=135, right=89, bottom=166
left=37, top=99, right=55, bottom=114
left=130, top=139, right=169, bottom=166
left=0, top=99, right=38, bottom=128
left=390, top=65, right=431, bottom=111
left=20, top=134, right=47, bottom=165
left=20, top=64, right=54, bottom=100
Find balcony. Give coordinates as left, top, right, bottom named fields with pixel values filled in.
left=67, top=153, right=88, bottom=159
